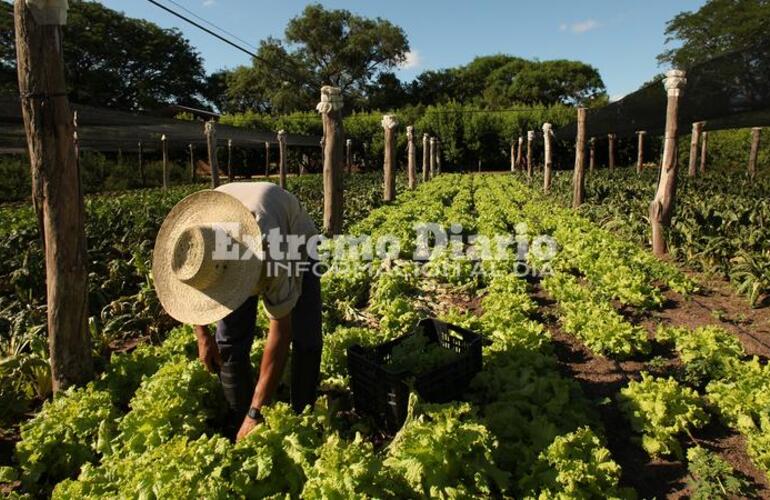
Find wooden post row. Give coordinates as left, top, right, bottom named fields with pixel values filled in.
left=688, top=121, right=704, bottom=177
left=649, top=69, right=687, bottom=256
left=382, top=114, right=397, bottom=202
left=205, top=120, right=219, bottom=188
left=572, top=108, right=586, bottom=208
left=589, top=137, right=596, bottom=172
left=700, top=130, right=708, bottom=174
left=277, top=130, right=287, bottom=188
left=749, top=127, right=762, bottom=179
left=422, top=133, right=430, bottom=181
left=264, top=141, right=270, bottom=177
left=429, top=137, right=436, bottom=177
left=188, top=143, right=195, bottom=183
left=636, top=131, right=646, bottom=174
left=161, top=134, right=168, bottom=190
left=14, top=0, right=93, bottom=390
left=608, top=133, right=616, bottom=171
left=227, top=138, right=234, bottom=183
left=435, top=138, right=442, bottom=174
left=526, top=130, right=534, bottom=180
left=406, top=126, right=416, bottom=189
left=516, top=136, right=524, bottom=170
left=317, top=86, right=344, bottom=235
left=542, top=123, right=553, bottom=193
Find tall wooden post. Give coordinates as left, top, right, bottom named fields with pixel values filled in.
left=649, top=69, right=687, bottom=256
left=346, top=138, right=352, bottom=175
left=161, top=134, right=168, bottom=189
left=687, top=121, right=703, bottom=177
left=510, top=141, right=516, bottom=172
left=317, top=86, right=344, bottom=235
left=516, top=136, right=524, bottom=170
left=227, top=138, right=234, bottom=183
left=422, top=133, right=430, bottom=181
left=589, top=137, right=596, bottom=172
left=188, top=143, right=195, bottom=183
left=138, top=140, right=145, bottom=187
left=204, top=120, right=219, bottom=187
left=572, top=108, right=586, bottom=207
left=749, top=127, right=761, bottom=179
left=264, top=141, right=270, bottom=177
left=608, top=133, right=616, bottom=171
left=382, top=114, right=397, bottom=202
left=435, top=138, right=442, bottom=174
left=700, top=130, right=708, bottom=175
left=406, top=126, right=416, bottom=189
left=636, top=131, right=646, bottom=174
left=526, top=130, right=534, bottom=180
left=277, top=129, right=287, bottom=189
left=542, top=123, right=554, bottom=193
left=429, top=137, right=436, bottom=178
left=14, top=0, right=92, bottom=391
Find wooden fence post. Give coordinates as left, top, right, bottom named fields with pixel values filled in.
left=608, top=133, right=616, bottom=171
left=161, top=134, right=168, bottom=189
left=700, top=130, right=708, bottom=175
left=227, top=138, right=233, bottom=183
left=526, top=130, right=534, bottom=180
left=138, top=140, right=145, bottom=187
left=277, top=130, right=287, bottom=188
left=572, top=108, right=586, bottom=207
left=436, top=138, right=442, bottom=174
left=422, top=133, right=430, bottom=181
left=382, top=114, right=397, bottom=202
left=649, top=69, right=687, bottom=256
left=542, top=123, right=553, bottom=192
left=317, top=86, right=344, bottom=235
left=589, top=137, right=596, bottom=172
left=687, top=121, right=703, bottom=177
left=510, top=141, right=516, bottom=172
left=429, top=137, right=436, bottom=178
left=188, top=143, right=195, bottom=183
left=516, top=136, right=524, bottom=170
left=636, top=131, right=646, bottom=174
left=346, top=138, right=352, bottom=175
left=205, top=120, right=219, bottom=187
left=264, top=141, right=270, bottom=177
left=406, top=126, right=416, bottom=189
left=749, top=127, right=761, bottom=179
left=14, top=0, right=93, bottom=390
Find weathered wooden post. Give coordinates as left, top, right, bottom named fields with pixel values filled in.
left=649, top=69, right=687, bottom=256
left=227, top=138, right=234, bottom=183
left=687, top=121, right=703, bottom=177
left=138, top=140, right=146, bottom=187
left=422, top=133, right=430, bottom=181
left=436, top=138, right=442, bottom=174
left=526, top=130, right=534, bottom=180
left=188, top=143, right=195, bottom=183
left=264, top=141, right=270, bottom=177
left=636, top=131, right=646, bottom=174
left=700, top=130, right=708, bottom=174
left=406, top=126, right=416, bottom=189
left=346, top=138, right=352, bottom=175
left=429, top=137, right=436, bottom=177
left=277, top=129, right=287, bottom=188
left=749, top=127, right=761, bottom=179
left=510, top=141, right=516, bottom=172
left=572, top=108, right=586, bottom=208
left=14, top=0, right=93, bottom=390
left=382, top=114, right=397, bottom=202
left=204, top=120, right=219, bottom=187
left=161, top=134, right=169, bottom=189
left=608, top=133, right=616, bottom=171
left=316, top=86, right=344, bottom=235
left=542, top=123, right=554, bottom=193
left=516, top=136, right=524, bottom=170
left=589, top=137, right=596, bottom=172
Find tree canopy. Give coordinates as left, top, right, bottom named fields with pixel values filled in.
left=658, top=0, right=770, bottom=68
left=1, top=0, right=209, bottom=110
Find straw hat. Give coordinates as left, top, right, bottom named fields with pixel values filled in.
left=152, top=190, right=263, bottom=325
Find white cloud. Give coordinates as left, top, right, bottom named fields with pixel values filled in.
left=400, top=50, right=422, bottom=70
left=560, top=19, right=600, bottom=34
left=202, top=0, right=216, bottom=7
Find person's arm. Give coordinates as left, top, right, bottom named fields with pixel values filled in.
left=236, top=314, right=292, bottom=441
left=194, top=325, right=222, bottom=373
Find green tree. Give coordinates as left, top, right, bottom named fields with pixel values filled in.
left=1, top=0, right=208, bottom=110
left=659, top=0, right=770, bottom=68
left=221, top=4, right=409, bottom=113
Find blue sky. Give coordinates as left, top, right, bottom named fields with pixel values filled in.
left=101, top=0, right=707, bottom=100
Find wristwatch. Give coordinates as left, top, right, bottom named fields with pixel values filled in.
left=246, top=406, right=261, bottom=421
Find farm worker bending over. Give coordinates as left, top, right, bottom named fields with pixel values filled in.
left=152, top=182, right=322, bottom=441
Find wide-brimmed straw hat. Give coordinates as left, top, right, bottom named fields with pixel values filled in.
left=152, top=190, right=263, bottom=325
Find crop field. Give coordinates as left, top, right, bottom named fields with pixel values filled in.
left=1, top=173, right=768, bottom=498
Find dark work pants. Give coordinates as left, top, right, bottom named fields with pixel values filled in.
left=215, top=264, right=322, bottom=429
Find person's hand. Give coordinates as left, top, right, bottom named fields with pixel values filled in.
left=195, top=326, right=222, bottom=374
left=236, top=413, right=261, bottom=442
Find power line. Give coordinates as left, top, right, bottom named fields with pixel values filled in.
left=162, top=0, right=258, bottom=51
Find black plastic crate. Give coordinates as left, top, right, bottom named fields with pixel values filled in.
left=347, top=318, right=483, bottom=432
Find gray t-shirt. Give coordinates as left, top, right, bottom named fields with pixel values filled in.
left=215, top=182, right=317, bottom=319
